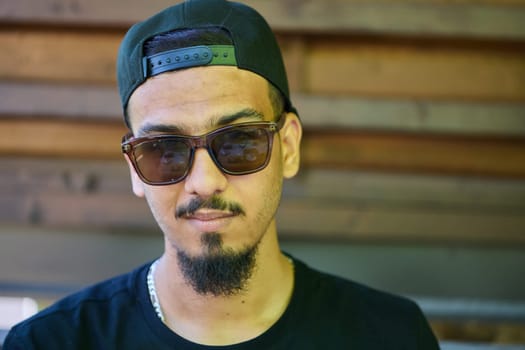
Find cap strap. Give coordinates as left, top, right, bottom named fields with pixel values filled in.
left=142, top=45, right=237, bottom=78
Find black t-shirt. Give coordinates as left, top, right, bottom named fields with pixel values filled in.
left=4, top=256, right=440, bottom=349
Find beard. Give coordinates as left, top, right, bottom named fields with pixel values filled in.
left=176, top=232, right=259, bottom=297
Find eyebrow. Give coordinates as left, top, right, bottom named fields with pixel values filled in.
left=213, top=108, right=264, bottom=127
left=136, top=108, right=264, bottom=136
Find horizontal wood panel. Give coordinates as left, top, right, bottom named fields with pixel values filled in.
left=1, top=226, right=524, bottom=302
left=432, top=320, right=525, bottom=344
left=1, top=186, right=524, bottom=245
left=0, top=119, right=125, bottom=158
left=1, top=158, right=524, bottom=244
left=0, top=82, right=122, bottom=120
left=2, top=82, right=525, bottom=136
left=0, top=30, right=119, bottom=84
left=307, top=41, right=525, bottom=101
left=1, top=190, right=524, bottom=244
left=295, top=94, right=525, bottom=136
left=2, top=159, right=524, bottom=210
left=278, top=200, right=525, bottom=244
left=1, top=0, right=525, bottom=39
left=303, top=130, right=525, bottom=177
left=421, top=298, right=525, bottom=322
left=2, top=119, right=525, bottom=177
left=2, top=30, right=525, bottom=101
left=286, top=170, right=525, bottom=210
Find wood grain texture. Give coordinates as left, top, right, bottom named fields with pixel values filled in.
left=1, top=226, right=524, bottom=304
left=1, top=0, right=525, bottom=39
left=0, top=30, right=119, bottom=84
left=2, top=118, right=525, bottom=177
left=302, top=130, right=525, bottom=177
left=294, top=94, right=525, bottom=136
left=3, top=159, right=524, bottom=210
left=3, top=82, right=525, bottom=136
left=1, top=180, right=524, bottom=244
left=1, top=158, right=524, bottom=244
left=0, top=119, right=125, bottom=158
left=2, top=30, right=525, bottom=102
left=432, top=320, right=525, bottom=344
left=307, top=41, right=525, bottom=101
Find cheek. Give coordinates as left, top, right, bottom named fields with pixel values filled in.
left=246, top=147, right=284, bottom=222
left=143, top=186, right=179, bottom=229
left=257, top=176, right=282, bottom=223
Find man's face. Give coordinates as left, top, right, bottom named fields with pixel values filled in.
left=125, top=66, right=301, bottom=294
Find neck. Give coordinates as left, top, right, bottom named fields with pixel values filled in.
left=151, top=227, right=294, bottom=345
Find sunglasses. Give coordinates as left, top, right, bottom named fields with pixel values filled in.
left=122, top=116, right=286, bottom=186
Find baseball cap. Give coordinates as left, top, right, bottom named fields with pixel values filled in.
left=117, top=0, right=296, bottom=127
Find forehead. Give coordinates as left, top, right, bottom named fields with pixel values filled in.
left=127, top=66, right=273, bottom=133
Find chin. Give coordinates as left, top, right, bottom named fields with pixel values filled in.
left=175, top=232, right=261, bottom=297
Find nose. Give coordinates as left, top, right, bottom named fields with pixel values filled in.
left=184, top=148, right=228, bottom=197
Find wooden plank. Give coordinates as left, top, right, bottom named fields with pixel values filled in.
left=286, top=170, right=525, bottom=210
left=0, top=30, right=307, bottom=86
left=0, top=189, right=524, bottom=244
left=0, top=193, right=153, bottom=228
left=277, top=199, right=525, bottom=244
left=307, top=41, right=525, bottom=101
left=256, top=2, right=525, bottom=40
left=2, top=159, right=525, bottom=211
left=0, top=82, right=122, bottom=120
left=0, top=159, right=133, bottom=194
left=294, top=94, right=525, bottom=136
left=1, top=0, right=525, bottom=39
left=2, top=83, right=525, bottom=136
left=421, top=298, right=525, bottom=321
left=0, top=30, right=119, bottom=84
left=0, top=225, right=164, bottom=293
left=4, top=232, right=525, bottom=305
left=2, top=119, right=525, bottom=177
left=279, top=37, right=307, bottom=92
left=1, top=226, right=524, bottom=303
left=0, top=158, right=524, bottom=245
left=432, top=320, right=525, bottom=344
left=3, top=29, right=524, bottom=101
left=302, top=130, right=525, bottom=178
left=0, top=119, right=126, bottom=159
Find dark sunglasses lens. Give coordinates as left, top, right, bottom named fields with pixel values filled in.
left=133, top=139, right=191, bottom=183
left=211, top=127, right=270, bottom=173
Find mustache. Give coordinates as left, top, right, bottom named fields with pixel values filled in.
left=175, top=196, right=245, bottom=219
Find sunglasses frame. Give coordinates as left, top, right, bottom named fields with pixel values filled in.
left=122, top=116, right=286, bottom=186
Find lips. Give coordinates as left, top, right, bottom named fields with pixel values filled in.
left=182, top=210, right=237, bottom=232
left=184, top=210, right=236, bottom=221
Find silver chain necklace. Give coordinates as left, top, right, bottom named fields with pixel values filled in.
left=147, top=259, right=165, bottom=322
left=146, top=257, right=294, bottom=323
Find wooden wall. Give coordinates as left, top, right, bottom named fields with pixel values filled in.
left=1, top=0, right=525, bottom=345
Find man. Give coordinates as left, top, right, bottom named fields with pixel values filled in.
left=4, top=0, right=440, bottom=348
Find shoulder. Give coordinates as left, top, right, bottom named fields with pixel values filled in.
left=291, top=257, right=439, bottom=348
left=3, top=262, right=151, bottom=349
left=294, top=257, right=417, bottom=311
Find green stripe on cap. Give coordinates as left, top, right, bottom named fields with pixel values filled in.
left=143, top=45, right=237, bottom=78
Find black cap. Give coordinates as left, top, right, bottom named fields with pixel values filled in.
left=117, top=0, right=296, bottom=126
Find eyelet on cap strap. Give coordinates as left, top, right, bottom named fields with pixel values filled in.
left=142, top=45, right=237, bottom=78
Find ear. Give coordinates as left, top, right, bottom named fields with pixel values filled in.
left=124, top=154, right=146, bottom=198
left=280, top=112, right=302, bottom=179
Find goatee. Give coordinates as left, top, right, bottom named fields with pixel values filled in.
left=176, top=232, right=258, bottom=297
